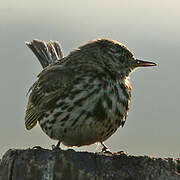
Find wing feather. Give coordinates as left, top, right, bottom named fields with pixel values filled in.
left=25, top=66, right=73, bottom=130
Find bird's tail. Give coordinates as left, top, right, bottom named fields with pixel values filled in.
left=25, top=39, right=63, bottom=68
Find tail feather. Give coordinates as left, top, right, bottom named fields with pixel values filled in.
left=26, top=39, right=63, bottom=68
left=47, top=41, right=63, bottom=61
left=25, top=39, right=64, bottom=130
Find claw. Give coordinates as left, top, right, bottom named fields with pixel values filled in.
left=52, top=141, right=61, bottom=150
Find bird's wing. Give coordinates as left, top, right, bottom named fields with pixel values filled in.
left=25, top=65, right=76, bottom=130
left=25, top=59, right=108, bottom=131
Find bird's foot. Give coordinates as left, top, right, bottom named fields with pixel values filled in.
left=52, top=141, right=61, bottom=150
left=116, top=150, right=128, bottom=156
left=117, top=150, right=125, bottom=154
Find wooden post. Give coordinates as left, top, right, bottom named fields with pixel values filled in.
left=0, top=148, right=180, bottom=180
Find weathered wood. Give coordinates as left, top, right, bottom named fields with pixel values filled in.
left=0, top=148, right=180, bottom=180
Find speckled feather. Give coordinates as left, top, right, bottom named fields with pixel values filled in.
left=25, top=39, right=155, bottom=147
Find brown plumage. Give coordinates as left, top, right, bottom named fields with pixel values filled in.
left=25, top=39, right=156, bottom=151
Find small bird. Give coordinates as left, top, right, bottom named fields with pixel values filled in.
left=25, top=39, right=156, bottom=152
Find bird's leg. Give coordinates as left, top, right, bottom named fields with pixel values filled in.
left=56, top=141, right=61, bottom=148
left=52, top=141, right=61, bottom=150
left=100, top=142, right=112, bottom=153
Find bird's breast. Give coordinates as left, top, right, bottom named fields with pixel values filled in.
left=98, top=80, right=131, bottom=126
left=38, top=77, right=132, bottom=146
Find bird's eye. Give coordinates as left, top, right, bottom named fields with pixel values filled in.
left=108, top=47, right=121, bottom=57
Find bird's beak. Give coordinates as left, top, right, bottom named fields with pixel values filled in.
left=135, top=59, right=157, bottom=67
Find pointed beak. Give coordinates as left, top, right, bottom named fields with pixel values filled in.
left=135, top=59, right=157, bottom=67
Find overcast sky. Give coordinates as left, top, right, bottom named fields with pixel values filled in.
left=0, top=0, right=180, bottom=158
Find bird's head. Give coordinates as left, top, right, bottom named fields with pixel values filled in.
left=79, top=39, right=157, bottom=79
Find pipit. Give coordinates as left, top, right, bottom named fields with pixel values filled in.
left=25, top=39, right=156, bottom=152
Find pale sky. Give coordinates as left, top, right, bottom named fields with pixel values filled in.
left=0, top=0, right=180, bottom=158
